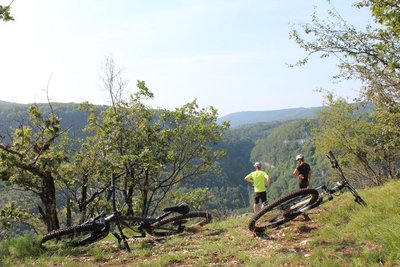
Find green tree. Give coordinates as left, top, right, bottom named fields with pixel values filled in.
left=148, top=101, right=229, bottom=215
left=163, top=187, right=214, bottom=211
left=0, top=202, right=35, bottom=238
left=74, top=58, right=155, bottom=218
left=0, top=105, right=67, bottom=232
left=81, top=95, right=229, bottom=217
left=76, top=58, right=229, bottom=217
left=290, top=0, right=399, bottom=108
left=290, top=0, right=400, bottom=183
left=313, top=93, right=398, bottom=185
left=356, top=0, right=400, bottom=37
left=0, top=1, right=13, bottom=22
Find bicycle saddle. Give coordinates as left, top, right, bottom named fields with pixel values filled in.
left=163, top=203, right=190, bottom=214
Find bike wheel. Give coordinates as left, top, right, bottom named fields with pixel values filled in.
left=40, top=223, right=106, bottom=248
left=150, top=211, right=212, bottom=237
left=248, top=188, right=319, bottom=233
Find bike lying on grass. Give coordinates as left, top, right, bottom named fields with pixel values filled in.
left=41, top=173, right=212, bottom=252
left=248, top=150, right=367, bottom=233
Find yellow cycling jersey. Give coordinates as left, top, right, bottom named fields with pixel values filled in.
left=247, top=170, right=268, bottom=192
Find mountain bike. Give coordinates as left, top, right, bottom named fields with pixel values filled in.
left=248, top=150, right=367, bottom=233
left=40, top=173, right=212, bottom=252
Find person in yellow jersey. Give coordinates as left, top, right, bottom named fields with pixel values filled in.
left=244, top=162, right=270, bottom=213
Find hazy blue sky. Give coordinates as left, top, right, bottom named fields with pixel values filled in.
left=0, top=1, right=372, bottom=116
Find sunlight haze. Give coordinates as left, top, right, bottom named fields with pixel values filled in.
left=0, top=0, right=372, bottom=116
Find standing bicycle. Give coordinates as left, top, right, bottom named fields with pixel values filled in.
left=41, top=172, right=212, bottom=251
left=248, top=150, right=367, bottom=233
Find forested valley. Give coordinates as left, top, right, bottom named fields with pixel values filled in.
left=0, top=100, right=319, bottom=230
left=1, top=93, right=398, bottom=240
left=1, top=0, right=400, bottom=250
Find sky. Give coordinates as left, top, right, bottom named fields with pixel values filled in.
left=0, top=1, right=373, bottom=116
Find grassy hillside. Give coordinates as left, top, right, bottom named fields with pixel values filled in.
left=1, top=180, right=399, bottom=266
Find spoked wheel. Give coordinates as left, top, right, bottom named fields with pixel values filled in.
left=40, top=223, right=108, bottom=248
left=150, top=211, right=212, bottom=237
left=248, top=188, right=319, bottom=233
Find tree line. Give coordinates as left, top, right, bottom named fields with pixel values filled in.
left=0, top=59, right=229, bottom=235
left=289, top=0, right=400, bottom=185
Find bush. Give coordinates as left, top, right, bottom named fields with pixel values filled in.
left=0, top=235, right=40, bottom=261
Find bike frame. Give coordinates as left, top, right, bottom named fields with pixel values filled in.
left=78, top=173, right=132, bottom=251
left=80, top=172, right=192, bottom=250
left=40, top=170, right=212, bottom=251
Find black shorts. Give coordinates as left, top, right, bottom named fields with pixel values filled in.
left=299, top=179, right=309, bottom=189
left=254, top=191, right=267, bottom=204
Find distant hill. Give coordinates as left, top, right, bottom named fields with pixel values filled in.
left=1, top=101, right=322, bottom=129
left=0, top=100, right=18, bottom=106
left=217, top=107, right=322, bottom=127
left=0, top=101, right=107, bottom=138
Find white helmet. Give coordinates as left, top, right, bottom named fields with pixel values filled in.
left=296, top=154, right=304, bottom=161
left=254, top=162, right=262, bottom=168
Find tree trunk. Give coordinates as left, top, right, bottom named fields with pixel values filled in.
left=126, top=184, right=134, bottom=216
left=66, top=197, right=72, bottom=227
left=142, top=188, right=148, bottom=217
left=79, top=177, right=88, bottom=224
left=40, top=175, right=60, bottom=232
left=141, top=170, right=150, bottom=217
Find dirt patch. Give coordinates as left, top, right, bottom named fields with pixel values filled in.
left=39, top=210, right=326, bottom=266
left=241, top=211, right=324, bottom=260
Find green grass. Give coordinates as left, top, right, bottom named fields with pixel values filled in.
left=1, top=180, right=399, bottom=266
left=310, top=180, right=400, bottom=266
left=0, top=235, right=41, bottom=265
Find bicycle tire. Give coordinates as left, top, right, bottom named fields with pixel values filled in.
left=150, top=211, right=212, bottom=237
left=248, top=188, right=319, bottom=233
left=40, top=223, right=103, bottom=247
left=305, top=195, right=323, bottom=210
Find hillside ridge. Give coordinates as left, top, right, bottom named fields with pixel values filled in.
left=218, top=106, right=322, bottom=127
left=0, top=100, right=321, bottom=128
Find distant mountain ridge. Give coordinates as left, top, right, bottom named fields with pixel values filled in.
left=0, top=100, right=19, bottom=106
left=0, top=100, right=321, bottom=128
left=218, top=107, right=322, bottom=127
